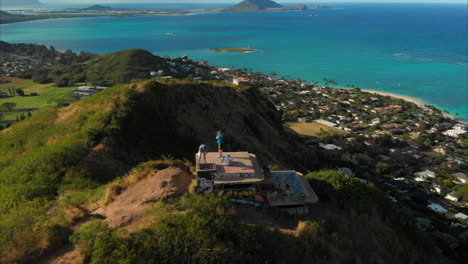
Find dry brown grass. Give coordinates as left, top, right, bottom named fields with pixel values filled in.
left=64, top=206, right=88, bottom=224
left=287, top=121, right=344, bottom=137
left=0, top=77, right=25, bottom=83
left=188, top=179, right=198, bottom=194
left=102, top=159, right=190, bottom=206
left=294, top=221, right=310, bottom=238
left=102, top=182, right=125, bottom=206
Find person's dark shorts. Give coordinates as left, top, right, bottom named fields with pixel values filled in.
left=218, top=143, right=223, bottom=150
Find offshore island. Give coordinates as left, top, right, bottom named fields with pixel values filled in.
left=210, top=48, right=256, bottom=53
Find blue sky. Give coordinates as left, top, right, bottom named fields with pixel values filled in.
left=39, top=0, right=468, bottom=4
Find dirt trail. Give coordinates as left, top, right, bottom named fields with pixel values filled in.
left=39, top=166, right=192, bottom=264
left=97, top=166, right=192, bottom=228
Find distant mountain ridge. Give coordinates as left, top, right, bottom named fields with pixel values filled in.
left=0, top=10, right=34, bottom=24
left=82, top=5, right=117, bottom=11
left=224, top=0, right=306, bottom=12
left=225, top=0, right=281, bottom=11
left=1, top=0, right=41, bottom=7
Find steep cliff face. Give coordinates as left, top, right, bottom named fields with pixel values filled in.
left=111, top=80, right=318, bottom=170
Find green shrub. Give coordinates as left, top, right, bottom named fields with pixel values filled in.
left=456, top=186, right=468, bottom=201
left=305, top=170, right=394, bottom=216
left=72, top=194, right=266, bottom=264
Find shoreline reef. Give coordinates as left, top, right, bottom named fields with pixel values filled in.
left=209, top=48, right=256, bottom=53
left=333, top=86, right=465, bottom=122
left=361, top=89, right=425, bottom=107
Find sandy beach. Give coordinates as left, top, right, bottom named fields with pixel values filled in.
left=360, top=89, right=426, bottom=107
left=330, top=86, right=427, bottom=107
left=336, top=87, right=464, bottom=122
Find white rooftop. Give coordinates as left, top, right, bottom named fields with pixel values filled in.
left=455, top=213, right=468, bottom=220
left=319, top=143, right=342, bottom=151
left=316, top=119, right=337, bottom=128
left=416, top=170, right=436, bottom=179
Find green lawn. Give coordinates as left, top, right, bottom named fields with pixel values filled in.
left=0, top=78, right=75, bottom=125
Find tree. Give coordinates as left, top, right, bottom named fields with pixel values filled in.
left=8, top=87, right=15, bottom=96
left=15, top=88, right=25, bottom=96
left=20, top=113, right=26, bottom=121
left=32, top=69, right=53, bottom=84
left=27, top=111, right=32, bottom=118
left=2, top=102, right=16, bottom=111
left=49, top=45, right=56, bottom=57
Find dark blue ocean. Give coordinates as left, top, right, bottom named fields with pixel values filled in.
left=1, top=3, right=467, bottom=119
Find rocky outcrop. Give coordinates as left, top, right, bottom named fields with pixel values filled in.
left=94, top=167, right=192, bottom=228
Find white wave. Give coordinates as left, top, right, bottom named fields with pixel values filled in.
left=392, top=52, right=467, bottom=66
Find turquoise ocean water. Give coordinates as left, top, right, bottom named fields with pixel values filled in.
left=1, top=3, right=467, bottom=119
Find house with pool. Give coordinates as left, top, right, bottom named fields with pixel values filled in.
left=195, top=151, right=318, bottom=215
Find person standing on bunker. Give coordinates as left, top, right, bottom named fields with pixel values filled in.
left=198, top=144, right=208, bottom=164
left=216, top=131, right=224, bottom=158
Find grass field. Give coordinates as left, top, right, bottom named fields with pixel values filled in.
left=286, top=121, right=344, bottom=137
left=0, top=78, right=75, bottom=125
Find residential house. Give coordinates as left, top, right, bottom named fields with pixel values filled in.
left=319, top=143, right=342, bottom=151
left=298, top=116, right=314, bottom=122
left=316, top=120, right=337, bottom=128
left=453, top=123, right=466, bottom=131
left=150, top=70, right=164, bottom=77
left=445, top=192, right=461, bottom=202
left=443, top=129, right=466, bottom=138
left=371, top=118, right=381, bottom=125
left=232, top=77, right=250, bottom=87
left=416, top=170, right=436, bottom=179
left=434, top=145, right=451, bottom=155
left=431, top=184, right=442, bottom=194
left=452, top=172, right=467, bottom=184
left=455, top=213, right=468, bottom=220
left=406, top=140, right=421, bottom=150
left=382, top=123, right=403, bottom=130
left=427, top=203, right=448, bottom=213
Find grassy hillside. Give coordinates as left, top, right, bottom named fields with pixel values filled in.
left=0, top=77, right=445, bottom=263
left=0, top=78, right=316, bottom=262
left=50, top=49, right=170, bottom=87
left=68, top=171, right=441, bottom=264
left=0, top=78, right=76, bottom=126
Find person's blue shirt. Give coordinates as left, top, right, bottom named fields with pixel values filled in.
left=216, top=134, right=224, bottom=144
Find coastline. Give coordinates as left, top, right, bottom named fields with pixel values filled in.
left=330, top=86, right=427, bottom=107
left=334, top=86, right=466, bottom=122
left=360, top=89, right=426, bottom=108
